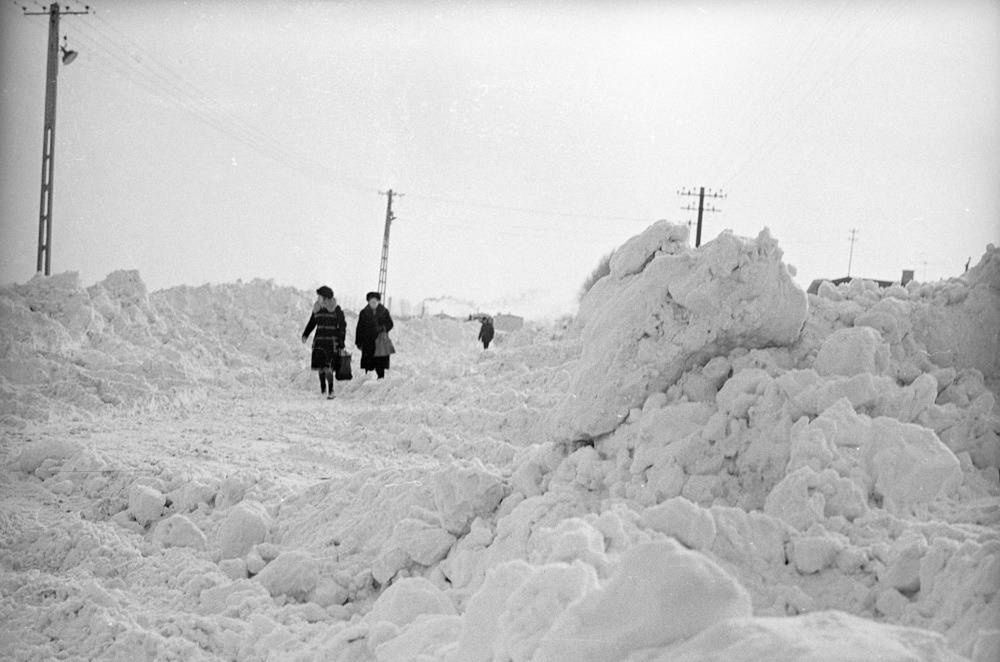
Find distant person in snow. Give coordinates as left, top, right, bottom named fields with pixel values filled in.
left=301, top=285, right=346, bottom=399
left=478, top=315, right=495, bottom=349
left=355, top=291, right=394, bottom=379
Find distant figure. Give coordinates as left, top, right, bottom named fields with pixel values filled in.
left=965, top=257, right=971, bottom=272
left=478, top=315, right=495, bottom=349
left=356, top=291, right=394, bottom=379
left=301, top=285, right=346, bottom=399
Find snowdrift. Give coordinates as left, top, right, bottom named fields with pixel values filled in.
left=0, top=272, right=318, bottom=424
left=1, top=225, right=998, bottom=661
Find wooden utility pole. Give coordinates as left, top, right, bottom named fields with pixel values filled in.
left=377, top=189, right=402, bottom=300
left=24, top=2, right=89, bottom=275
left=847, top=228, right=858, bottom=277
left=678, top=187, right=725, bottom=247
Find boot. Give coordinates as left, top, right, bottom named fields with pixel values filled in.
left=325, top=370, right=335, bottom=399
left=319, top=372, right=327, bottom=394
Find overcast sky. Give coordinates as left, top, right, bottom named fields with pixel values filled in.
left=1, top=0, right=997, bottom=317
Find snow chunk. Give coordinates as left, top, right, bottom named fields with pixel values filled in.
left=217, top=500, right=271, bottom=559
left=374, top=614, right=462, bottom=662
left=127, top=483, right=165, bottom=526
left=534, top=539, right=752, bottom=660
left=608, top=219, right=690, bottom=278
left=664, top=610, right=967, bottom=661
left=432, top=461, right=506, bottom=535
left=879, top=530, right=927, bottom=593
left=254, top=550, right=318, bottom=600
left=372, top=518, right=457, bottom=584
left=152, top=514, right=207, bottom=550
left=553, top=226, right=807, bottom=441
left=534, top=517, right=608, bottom=567
left=790, top=533, right=846, bottom=574
left=814, top=326, right=890, bottom=377
left=364, top=576, right=456, bottom=628
left=816, top=280, right=844, bottom=301
left=455, top=560, right=536, bottom=661
left=641, top=496, right=717, bottom=550
left=765, top=466, right=868, bottom=530
left=861, top=417, right=962, bottom=513
left=496, top=561, right=600, bottom=661
left=166, top=480, right=216, bottom=513
left=9, top=438, right=82, bottom=473
left=911, top=245, right=1000, bottom=380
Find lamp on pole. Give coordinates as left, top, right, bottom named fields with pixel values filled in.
left=24, top=2, right=88, bottom=276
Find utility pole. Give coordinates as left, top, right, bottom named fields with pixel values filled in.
left=677, top=187, right=725, bottom=247
left=847, top=228, right=858, bottom=277
left=377, top=189, right=402, bottom=300
left=25, top=2, right=88, bottom=276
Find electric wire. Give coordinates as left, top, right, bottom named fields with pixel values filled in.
left=85, top=9, right=322, bottom=166
left=62, top=25, right=325, bottom=189
left=19, top=0, right=754, bottom=249
left=404, top=191, right=652, bottom=224
left=76, top=1, right=658, bottom=230
left=72, top=7, right=379, bottom=195
left=698, top=0, right=854, bottom=182
left=720, top=0, right=908, bottom=190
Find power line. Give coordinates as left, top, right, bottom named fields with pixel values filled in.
left=15, top=1, right=673, bottom=262
left=699, top=0, right=854, bottom=181
left=72, top=6, right=648, bottom=229
left=71, top=5, right=379, bottom=195
left=720, top=0, right=908, bottom=190
left=398, top=214, right=647, bottom=242
left=406, top=191, right=651, bottom=224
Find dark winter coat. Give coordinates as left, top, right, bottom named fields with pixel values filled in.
left=302, top=302, right=346, bottom=370
left=355, top=303, right=394, bottom=371
left=478, top=320, right=495, bottom=346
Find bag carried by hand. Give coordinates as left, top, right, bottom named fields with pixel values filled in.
left=336, top=349, right=353, bottom=381
left=374, top=330, right=395, bottom=357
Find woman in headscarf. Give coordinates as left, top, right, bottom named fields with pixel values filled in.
left=355, top=291, right=394, bottom=379
left=301, top=285, right=346, bottom=398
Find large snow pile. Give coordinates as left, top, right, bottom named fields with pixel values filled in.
left=1, top=224, right=997, bottom=661
left=0, top=272, right=319, bottom=424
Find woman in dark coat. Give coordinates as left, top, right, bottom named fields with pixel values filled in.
left=301, top=285, right=346, bottom=398
left=355, top=291, right=394, bottom=379
left=478, top=316, right=495, bottom=349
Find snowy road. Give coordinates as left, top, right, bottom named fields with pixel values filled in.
left=1, top=320, right=580, bottom=660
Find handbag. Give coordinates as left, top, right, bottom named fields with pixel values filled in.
left=374, top=330, right=395, bottom=357
left=335, top=349, right=353, bottom=381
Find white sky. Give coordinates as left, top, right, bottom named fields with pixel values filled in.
left=1, top=0, right=998, bottom=317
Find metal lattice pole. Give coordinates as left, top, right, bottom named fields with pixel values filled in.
left=377, top=189, right=402, bottom=299
left=25, top=2, right=88, bottom=275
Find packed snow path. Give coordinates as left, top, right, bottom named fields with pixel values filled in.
left=1, top=301, right=578, bottom=661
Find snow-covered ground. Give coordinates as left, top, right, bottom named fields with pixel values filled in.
left=1, top=223, right=997, bottom=661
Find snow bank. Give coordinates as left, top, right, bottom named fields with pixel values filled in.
left=664, top=610, right=968, bottom=661
left=0, top=271, right=316, bottom=425
left=1, top=227, right=997, bottom=662
left=554, top=223, right=807, bottom=441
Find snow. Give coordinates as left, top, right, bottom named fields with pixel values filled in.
left=1, top=224, right=998, bottom=661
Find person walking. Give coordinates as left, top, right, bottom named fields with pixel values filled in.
left=355, top=291, right=394, bottom=379
left=301, top=286, right=346, bottom=399
left=478, top=315, right=495, bottom=349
